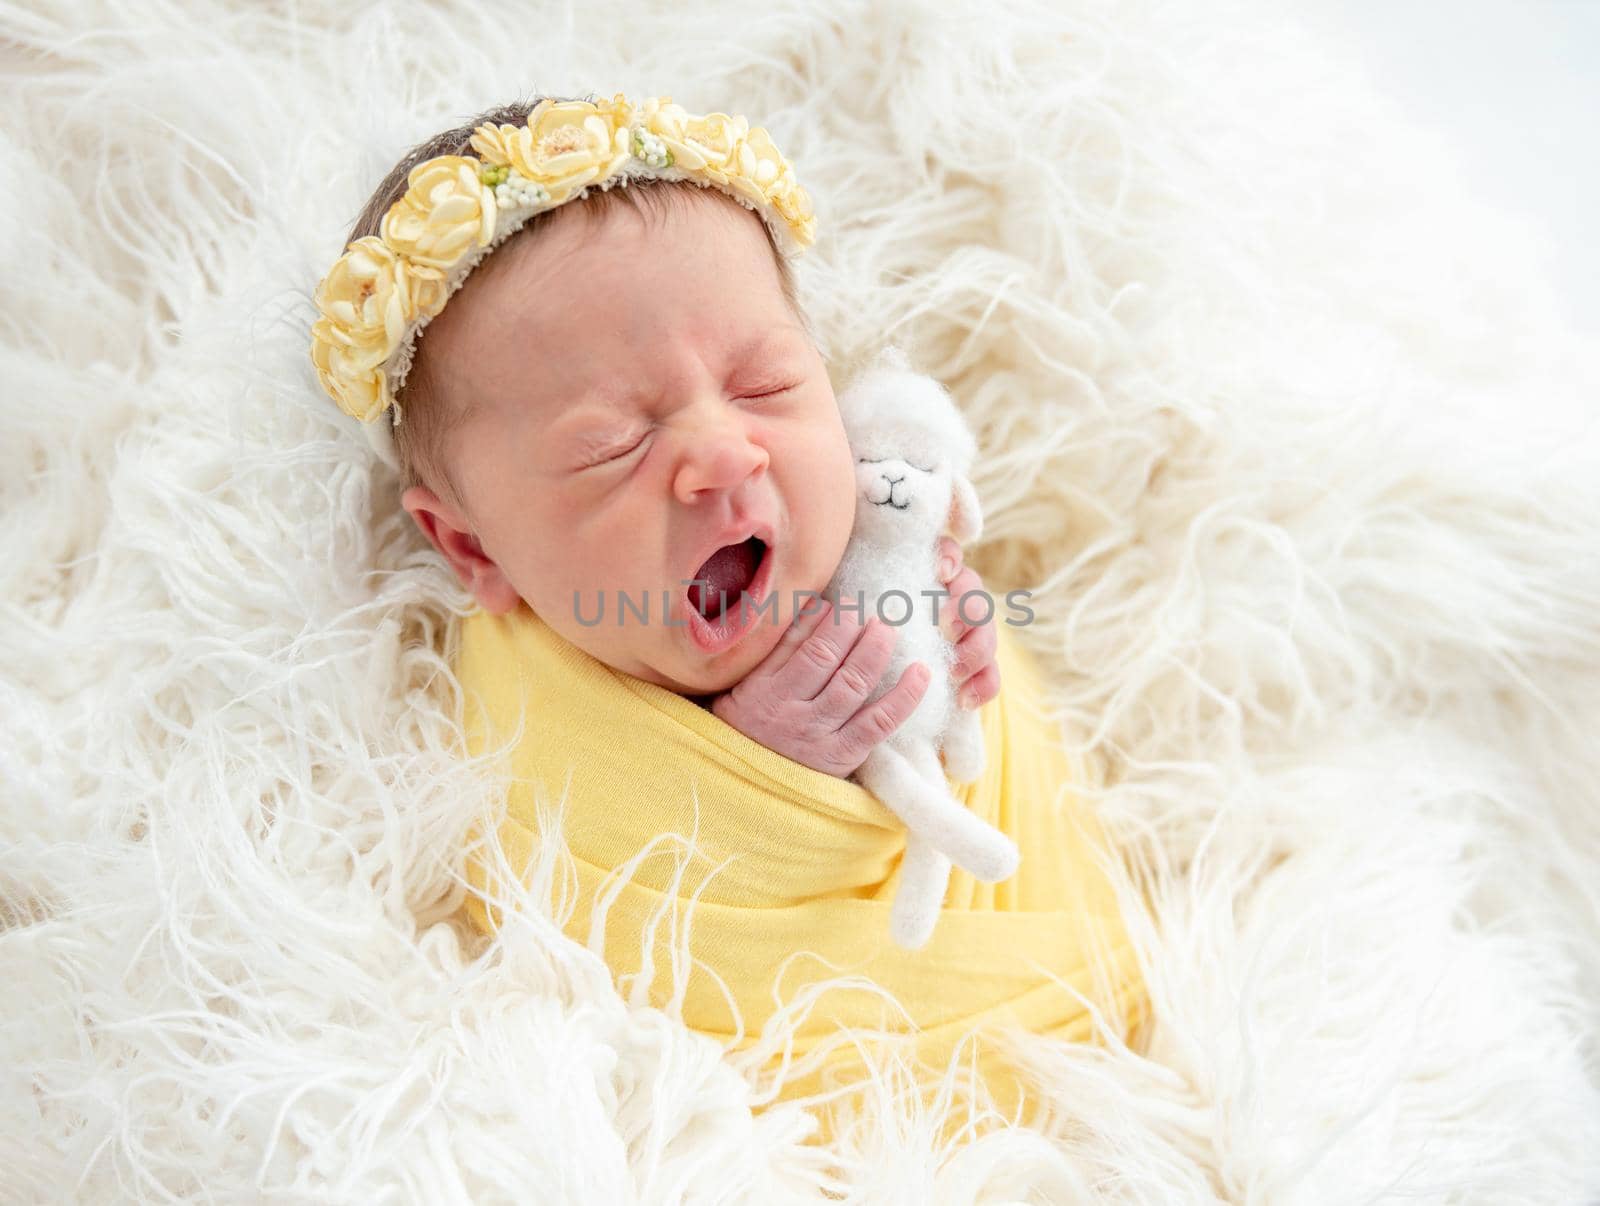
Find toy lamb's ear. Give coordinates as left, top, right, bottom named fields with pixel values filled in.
left=948, top=474, right=983, bottom=543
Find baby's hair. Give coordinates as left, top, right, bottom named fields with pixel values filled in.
left=345, top=93, right=809, bottom=518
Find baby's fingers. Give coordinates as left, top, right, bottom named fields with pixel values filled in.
left=947, top=619, right=997, bottom=690
left=838, top=661, right=931, bottom=766
left=936, top=536, right=963, bottom=584
left=811, top=616, right=898, bottom=721
left=746, top=595, right=834, bottom=691
left=782, top=605, right=877, bottom=701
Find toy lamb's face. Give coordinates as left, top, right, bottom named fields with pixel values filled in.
left=837, top=365, right=979, bottom=548
left=851, top=443, right=952, bottom=542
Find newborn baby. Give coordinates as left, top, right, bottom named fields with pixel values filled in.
left=389, top=123, right=1000, bottom=772
left=314, top=94, right=1146, bottom=1140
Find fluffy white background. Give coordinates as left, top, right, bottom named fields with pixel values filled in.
left=3, top=0, right=1599, bottom=1200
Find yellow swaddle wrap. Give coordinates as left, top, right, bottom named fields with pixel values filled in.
left=457, top=601, right=1149, bottom=1141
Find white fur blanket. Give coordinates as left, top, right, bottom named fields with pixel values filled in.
left=4, top=0, right=1598, bottom=1199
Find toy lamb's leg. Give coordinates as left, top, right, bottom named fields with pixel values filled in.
left=939, top=708, right=986, bottom=784
left=855, top=743, right=1020, bottom=883
left=904, top=741, right=1018, bottom=882
left=890, top=830, right=951, bottom=949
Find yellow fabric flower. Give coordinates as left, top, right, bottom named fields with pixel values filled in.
left=505, top=99, right=631, bottom=197
left=727, top=127, right=793, bottom=205
left=633, top=99, right=735, bottom=175
left=635, top=96, right=689, bottom=142
left=652, top=106, right=751, bottom=177
left=310, top=315, right=387, bottom=422
left=468, top=123, right=519, bottom=167
left=773, top=183, right=817, bottom=246
left=309, top=237, right=446, bottom=421
left=593, top=91, right=637, bottom=130
left=379, top=156, right=498, bottom=269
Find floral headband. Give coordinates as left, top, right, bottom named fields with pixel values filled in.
left=308, top=92, right=817, bottom=470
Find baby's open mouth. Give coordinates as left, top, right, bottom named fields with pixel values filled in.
left=687, top=536, right=768, bottom=621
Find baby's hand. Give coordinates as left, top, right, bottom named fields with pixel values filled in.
left=709, top=598, right=932, bottom=778
left=934, top=535, right=1001, bottom=711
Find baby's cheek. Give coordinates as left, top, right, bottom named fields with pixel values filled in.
left=812, top=438, right=861, bottom=584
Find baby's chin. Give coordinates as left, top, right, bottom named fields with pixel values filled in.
left=652, top=611, right=790, bottom=697
left=692, top=637, right=783, bottom=695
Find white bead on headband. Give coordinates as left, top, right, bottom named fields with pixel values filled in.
left=308, top=93, right=818, bottom=470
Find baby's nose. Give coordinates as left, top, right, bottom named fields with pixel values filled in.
left=674, top=420, right=768, bottom=504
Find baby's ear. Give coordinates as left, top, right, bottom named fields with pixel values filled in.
left=947, top=475, right=983, bottom=543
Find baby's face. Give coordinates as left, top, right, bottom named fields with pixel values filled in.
left=402, top=190, right=858, bottom=696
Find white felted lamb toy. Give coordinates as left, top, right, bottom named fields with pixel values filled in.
left=825, top=345, right=1022, bottom=950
